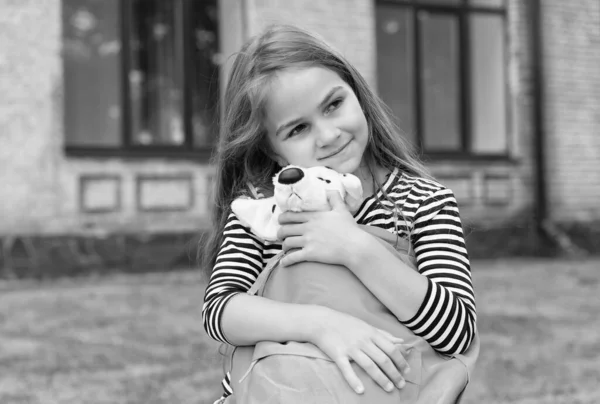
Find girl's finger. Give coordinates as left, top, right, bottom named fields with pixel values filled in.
left=372, top=334, right=410, bottom=385
left=276, top=223, right=304, bottom=240
left=282, top=236, right=304, bottom=253
left=351, top=350, right=395, bottom=393
left=362, top=342, right=405, bottom=389
left=278, top=211, right=312, bottom=224
left=334, top=357, right=365, bottom=395
left=377, top=329, right=404, bottom=344
left=280, top=249, right=306, bottom=267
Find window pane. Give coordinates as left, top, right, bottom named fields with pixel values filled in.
left=191, top=0, right=220, bottom=148
left=375, top=5, right=416, bottom=144
left=419, top=12, right=461, bottom=151
left=418, top=0, right=461, bottom=4
left=469, top=0, right=504, bottom=7
left=470, top=15, right=507, bottom=153
left=63, top=0, right=121, bottom=147
left=129, top=0, right=185, bottom=146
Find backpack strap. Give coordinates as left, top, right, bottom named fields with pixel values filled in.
left=247, top=251, right=286, bottom=296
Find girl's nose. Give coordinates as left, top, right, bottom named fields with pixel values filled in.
left=316, top=123, right=341, bottom=147
left=278, top=167, right=304, bottom=185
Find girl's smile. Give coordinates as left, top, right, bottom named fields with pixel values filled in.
left=263, top=66, right=369, bottom=177
left=318, top=138, right=352, bottom=161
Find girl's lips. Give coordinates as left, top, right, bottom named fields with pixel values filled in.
left=320, top=140, right=351, bottom=160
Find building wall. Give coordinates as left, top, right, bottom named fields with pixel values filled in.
left=0, top=0, right=63, bottom=235
left=542, top=0, right=600, bottom=223
left=0, top=0, right=242, bottom=237
left=244, top=0, right=376, bottom=87
left=1, top=0, right=598, bottom=239
left=0, top=0, right=378, bottom=237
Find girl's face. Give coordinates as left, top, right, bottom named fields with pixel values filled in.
left=263, top=66, right=369, bottom=176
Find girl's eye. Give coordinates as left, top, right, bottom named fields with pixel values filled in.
left=325, top=98, right=343, bottom=114
left=287, top=124, right=307, bottom=138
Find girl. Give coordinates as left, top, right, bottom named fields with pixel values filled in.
left=201, top=24, right=477, bottom=402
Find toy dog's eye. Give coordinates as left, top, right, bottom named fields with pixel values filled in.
left=272, top=204, right=276, bottom=213
left=317, top=177, right=331, bottom=184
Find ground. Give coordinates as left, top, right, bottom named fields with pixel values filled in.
left=1, top=258, right=599, bottom=404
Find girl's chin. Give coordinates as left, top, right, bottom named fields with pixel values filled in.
left=332, top=156, right=362, bottom=175
left=297, top=156, right=361, bottom=173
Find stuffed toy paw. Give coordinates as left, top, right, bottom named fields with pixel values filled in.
left=231, top=165, right=363, bottom=241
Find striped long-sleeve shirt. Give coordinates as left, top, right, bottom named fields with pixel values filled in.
left=202, top=168, right=477, bottom=399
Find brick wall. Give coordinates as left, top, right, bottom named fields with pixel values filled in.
left=542, top=0, right=600, bottom=222
left=0, top=0, right=63, bottom=234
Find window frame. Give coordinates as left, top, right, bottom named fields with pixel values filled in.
left=376, top=0, right=511, bottom=161
left=65, top=0, right=218, bottom=160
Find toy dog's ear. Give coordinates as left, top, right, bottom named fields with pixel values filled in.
left=339, top=173, right=363, bottom=212
left=231, top=197, right=281, bottom=241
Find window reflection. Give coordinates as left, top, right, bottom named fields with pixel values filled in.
left=191, top=2, right=220, bottom=148
left=129, top=0, right=185, bottom=146
left=63, top=0, right=122, bottom=147
left=376, top=5, right=416, bottom=145
left=420, top=12, right=461, bottom=151
left=470, top=14, right=507, bottom=153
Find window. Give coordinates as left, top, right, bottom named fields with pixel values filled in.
left=376, top=0, right=508, bottom=158
left=62, top=0, right=219, bottom=157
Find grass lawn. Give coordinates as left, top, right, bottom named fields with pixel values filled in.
left=1, top=258, right=600, bottom=404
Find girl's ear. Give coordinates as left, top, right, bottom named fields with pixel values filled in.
left=272, top=155, right=287, bottom=167
left=268, top=150, right=288, bottom=168
left=231, top=197, right=281, bottom=241
left=339, top=173, right=364, bottom=212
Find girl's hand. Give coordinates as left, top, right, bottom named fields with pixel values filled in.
left=277, top=191, right=363, bottom=267
left=310, top=307, right=411, bottom=394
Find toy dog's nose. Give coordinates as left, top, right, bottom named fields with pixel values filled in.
left=278, top=167, right=304, bottom=185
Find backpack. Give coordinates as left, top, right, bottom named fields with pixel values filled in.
left=220, top=225, right=480, bottom=404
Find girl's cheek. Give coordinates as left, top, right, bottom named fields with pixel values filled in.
left=347, top=106, right=367, bottom=128
left=347, top=98, right=366, bottom=120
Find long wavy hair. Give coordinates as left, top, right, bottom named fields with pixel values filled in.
left=199, top=24, right=431, bottom=276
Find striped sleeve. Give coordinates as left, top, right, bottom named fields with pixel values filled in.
left=403, top=184, right=476, bottom=355
left=201, top=213, right=279, bottom=344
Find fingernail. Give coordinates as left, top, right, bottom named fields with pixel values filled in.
left=397, top=379, right=406, bottom=389
left=404, top=366, right=411, bottom=374
left=385, top=382, right=394, bottom=392
left=355, top=385, right=364, bottom=394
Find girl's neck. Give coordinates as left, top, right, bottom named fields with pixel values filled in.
left=353, top=163, right=390, bottom=198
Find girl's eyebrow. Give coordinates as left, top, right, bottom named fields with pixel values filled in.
left=317, top=85, right=344, bottom=110
left=275, top=85, right=344, bottom=137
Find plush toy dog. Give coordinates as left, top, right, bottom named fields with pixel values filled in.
left=226, top=165, right=475, bottom=404
left=231, top=165, right=364, bottom=241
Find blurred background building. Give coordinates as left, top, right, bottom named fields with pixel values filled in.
left=1, top=0, right=598, bottom=275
